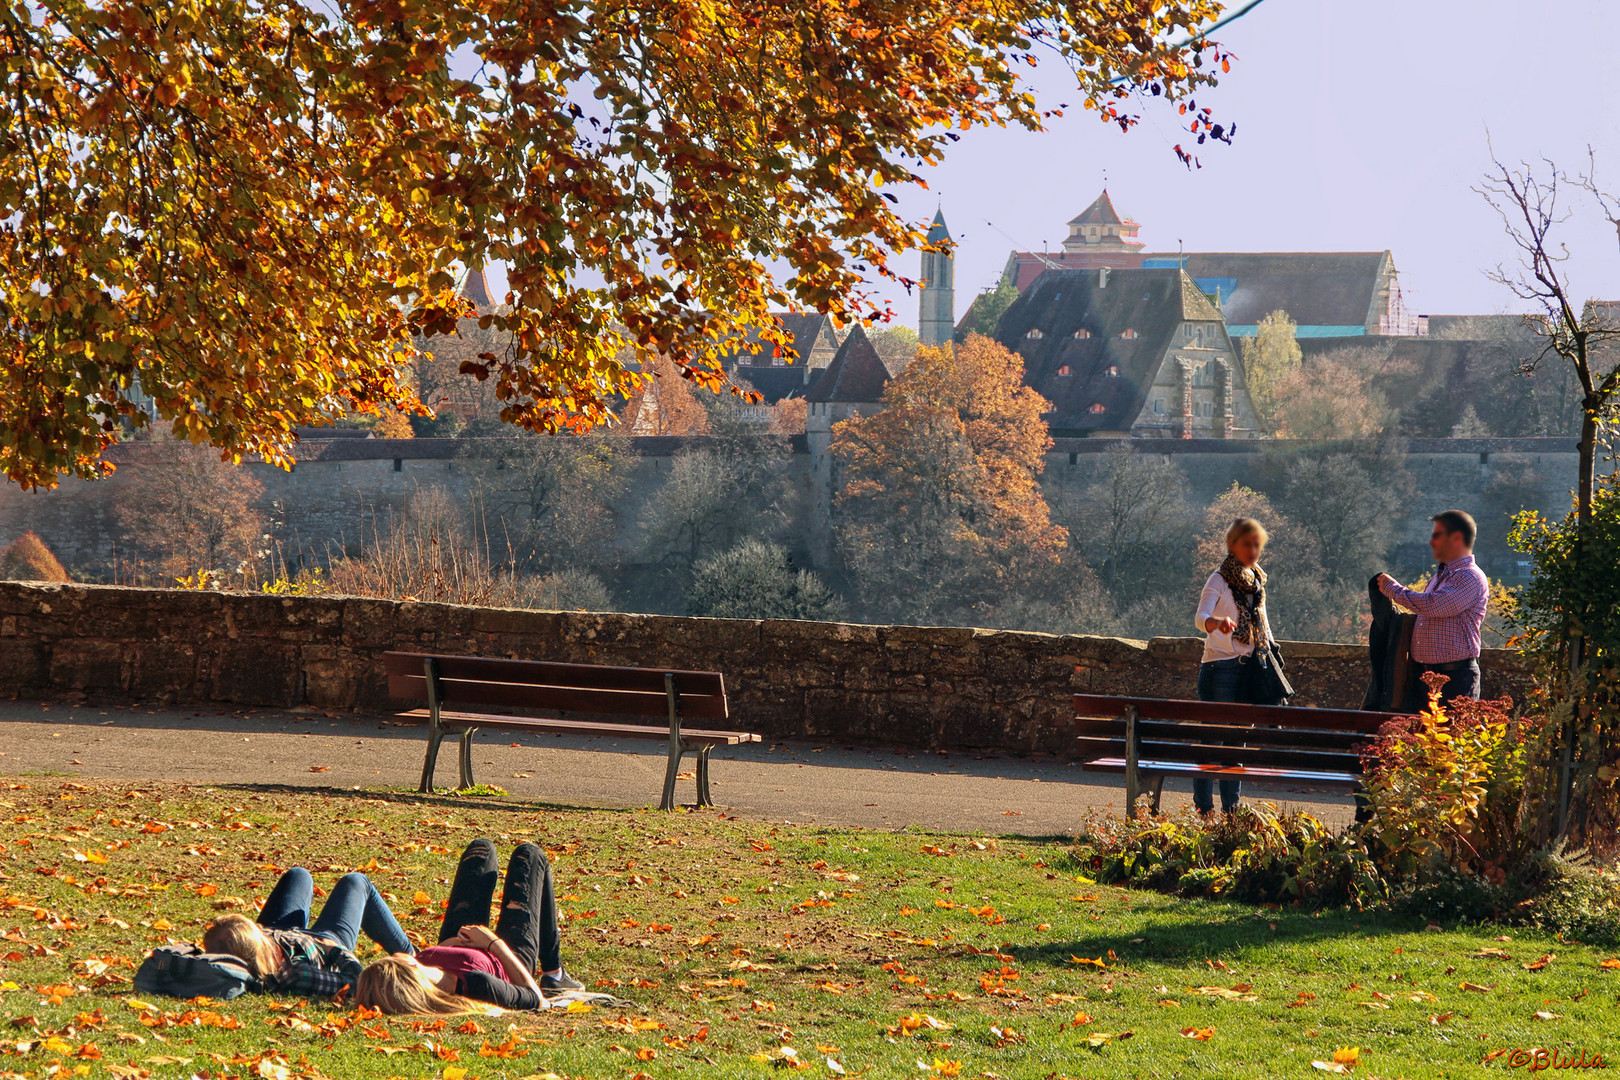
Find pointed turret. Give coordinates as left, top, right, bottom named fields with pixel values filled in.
left=1061, top=190, right=1143, bottom=254
left=919, top=210, right=955, bottom=347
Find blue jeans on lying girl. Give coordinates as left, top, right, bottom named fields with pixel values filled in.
left=257, top=868, right=413, bottom=955
left=1194, top=657, right=1246, bottom=814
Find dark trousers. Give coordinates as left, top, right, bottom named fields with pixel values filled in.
left=1404, top=658, right=1481, bottom=712
left=257, top=868, right=413, bottom=955
left=1195, top=657, right=1246, bottom=813
left=441, top=838, right=561, bottom=975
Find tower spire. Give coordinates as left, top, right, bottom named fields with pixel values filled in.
left=918, top=209, right=955, bottom=347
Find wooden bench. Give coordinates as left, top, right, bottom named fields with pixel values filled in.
left=384, top=652, right=759, bottom=809
left=1072, top=694, right=1406, bottom=815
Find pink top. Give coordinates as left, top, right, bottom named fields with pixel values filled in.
left=1379, top=554, right=1489, bottom=665
left=416, top=945, right=510, bottom=984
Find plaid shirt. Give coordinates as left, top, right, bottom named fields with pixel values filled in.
left=1379, top=554, right=1489, bottom=664
left=261, top=929, right=362, bottom=1001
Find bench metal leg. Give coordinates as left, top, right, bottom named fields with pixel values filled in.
left=695, top=746, right=713, bottom=808
left=1123, top=705, right=1141, bottom=819
left=458, top=728, right=477, bottom=790
left=660, top=741, right=683, bottom=812
left=419, top=729, right=444, bottom=794
left=1149, top=774, right=1166, bottom=815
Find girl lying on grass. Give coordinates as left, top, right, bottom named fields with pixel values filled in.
left=357, top=838, right=582, bottom=1014
left=204, top=868, right=412, bottom=999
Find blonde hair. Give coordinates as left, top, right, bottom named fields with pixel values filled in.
left=203, top=914, right=281, bottom=977
left=356, top=955, right=488, bottom=1016
left=1225, top=517, right=1269, bottom=552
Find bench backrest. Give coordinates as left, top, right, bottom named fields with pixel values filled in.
left=384, top=652, right=729, bottom=721
left=1073, top=694, right=1407, bottom=774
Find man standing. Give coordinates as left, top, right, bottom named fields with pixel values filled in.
left=1375, top=510, right=1489, bottom=708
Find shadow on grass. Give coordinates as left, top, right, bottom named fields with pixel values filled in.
left=1005, top=903, right=1430, bottom=971
left=206, top=780, right=644, bottom=817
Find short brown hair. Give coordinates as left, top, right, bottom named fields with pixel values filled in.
left=1432, top=509, right=1477, bottom=548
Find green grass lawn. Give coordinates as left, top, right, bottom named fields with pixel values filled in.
left=0, top=778, right=1614, bottom=1080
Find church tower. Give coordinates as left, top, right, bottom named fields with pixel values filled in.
left=918, top=210, right=955, bottom=347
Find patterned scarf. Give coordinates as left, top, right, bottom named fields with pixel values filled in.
left=1217, top=553, right=1267, bottom=646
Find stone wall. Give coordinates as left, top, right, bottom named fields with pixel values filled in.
left=0, top=583, right=1533, bottom=756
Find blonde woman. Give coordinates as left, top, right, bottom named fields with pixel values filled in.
left=203, top=868, right=412, bottom=999
left=1193, top=517, right=1282, bottom=816
left=359, top=838, right=580, bottom=1013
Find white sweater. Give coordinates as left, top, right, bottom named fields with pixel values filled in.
left=1195, top=571, right=1276, bottom=663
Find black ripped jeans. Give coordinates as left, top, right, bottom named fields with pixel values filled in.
left=440, top=838, right=562, bottom=975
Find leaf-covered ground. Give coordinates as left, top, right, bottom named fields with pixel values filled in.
left=0, top=779, right=1615, bottom=1080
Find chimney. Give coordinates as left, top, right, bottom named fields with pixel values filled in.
left=1098, top=266, right=1110, bottom=288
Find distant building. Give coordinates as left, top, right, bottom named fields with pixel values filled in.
left=804, top=325, right=891, bottom=425
left=918, top=210, right=955, bottom=347
left=720, top=313, right=843, bottom=404
left=992, top=267, right=1263, bottom=439
left=998, top=190, right=1425, bottom=340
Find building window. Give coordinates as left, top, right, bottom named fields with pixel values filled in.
left=1103, top=365, right=1119, bottom=377
left=1088, top=402, right=1106, bottom=414
left=393, top=458, right=403, bottom=472
left=1119, top=328, right=1137, bottom=339
left=1152, top=399, right=1165, bottom=415
left=1517, top=560, right=1533, bottom=579
left=1025, top=328, right=1044, bottom=340
left=1056, top=365, right=1071, bottom=377
left=1073, top=328, right=1090, bottom=339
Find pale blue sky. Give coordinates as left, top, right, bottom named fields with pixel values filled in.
left=484, top=0, right=1620, bottom=331
left=887, top=0, right=1620, bottom=327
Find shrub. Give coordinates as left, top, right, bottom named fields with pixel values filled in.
left=1358, top=674, right=1533, bottom=880
left=513, top=568, right=614, bottom=612
left=1072, top=804, right=1387, bottom=910
left=0, top=532, right=71, bottom=582
left=687, top=540, right=840, bottom=621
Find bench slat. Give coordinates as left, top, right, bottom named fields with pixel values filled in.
left=1074, top=718, right=1375, bottom=751
left=388, top=673, right=730, bottom=721
left=384, top=651, right=726, bottom=697
left=395, top=709, right=759, bottom=746
left=1073, top=694, right=1399, bottom=733
left=1076, top=737, right=1363, bottom=773
left=1080, top=756, right=1361, bottom=788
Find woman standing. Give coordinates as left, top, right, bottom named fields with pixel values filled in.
left=1192, top=517, right=1283, bottom=816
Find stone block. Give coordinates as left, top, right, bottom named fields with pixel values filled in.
left=129, top=643, right=199, bottom=701
left=207, top=642, right=301, bottom=706
left=0, top=641, right=45, bottom=691
left=48, top=640, right=127, bottom=693
left=302, top=646, right=362, bottom=709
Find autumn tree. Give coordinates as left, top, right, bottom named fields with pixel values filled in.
left=831, top=333, right=1067, bottom=624
left=0, top=532, right=71, bottom=583
left=113, top=438, right=266, bottom=583
left=965, top=277, right=1021, bottom=336
left=1240, top=310, right=1303, bottom=426
left=1056, top=446, right=1196, bottom=600
left=468, top=434, right=629, bottom=576
left=2, top=0, right=1234, bottom=490
left=868, top=325, right=920, bottom=373
left=1272, top=356, right=1392, bottom=441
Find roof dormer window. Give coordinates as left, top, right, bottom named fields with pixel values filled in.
left=1088, top=402, right=1106, bottom=414
left=1119, top=328, right=1137, bottom=340
left=1056, top=365, right=1072, bottom=377
left=1073, top=328, right=1090, bottom=339
left=1025, top=328, right=1044, bottom=340
left=1103, top=365, right=1119, bottom=377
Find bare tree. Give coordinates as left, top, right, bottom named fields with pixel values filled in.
left=113, top=437, right=266, bottom=583
left=1479, top=148, right=1620, bottom=528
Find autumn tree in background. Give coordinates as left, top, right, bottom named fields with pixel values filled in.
left=113, top=438, right=266, bottom=583
left=1240, top=310, right=1303, bottom=426
left=867, top=325, right=921, bottom=373
left=1195, top=484, right=1333, bottom=642
left=468, top=434, right=629, bottom=576
left=831, top=334, right=1066, bottom=623
left=2, top=0, right=1234, bottom=490
left=1272, top=356, right=1393, bottom=440
left=621, top=359, right=713, bottom=437
left=965, top=277, right=1021, bottom=337
left=0, top=532, right=71, bottom=583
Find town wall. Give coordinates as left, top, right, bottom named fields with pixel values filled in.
left=0, top=583, right=1532, bottom=756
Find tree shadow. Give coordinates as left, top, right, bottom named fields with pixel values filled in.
left=208, top=780, right=640, bottom=817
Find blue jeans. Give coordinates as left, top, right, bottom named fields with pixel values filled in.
left=1194, top=657, right=1245, bottom=814
left=257, top=868, right=413, bottom=955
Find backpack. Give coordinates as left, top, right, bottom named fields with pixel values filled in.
left=133, top=944, right=262, bottom=1000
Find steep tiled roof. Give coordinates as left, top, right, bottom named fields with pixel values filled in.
left=1144, top=252, right=1391, bottom=329
left=1069, top=190, right=1125, bottom=227
left=993, top=268, right=1216, bottom=435
left=805, top=325, right=890, bottom=403
left=460, top=267, right=493, bottom=308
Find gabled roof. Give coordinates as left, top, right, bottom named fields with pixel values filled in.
left=1142, top=251, right=1392, bottom=329
left=925, top=209, right=952, bottom=244
left=992, top=268, right=1218, bottom=434
left=805, top=325, right=890, bottom=403
left=722, top=313, right=839, bottom=366
left=1069, top=190, right=1126, bottom=227
left=460, top=267, right=493, bottom=308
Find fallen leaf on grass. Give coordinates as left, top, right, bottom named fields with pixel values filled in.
left=1190, top=985, right=1258, bottom=1001
left=1459, top=981, right=1495, bottom=993
left=1083, top=1030, right=1132, bottom=1049
left=1429, top=1012, right=1454, bottom=1025
left=1068, top=955, right=1108, bottom=969
left=1532, top=1010, right=1562, bottom=1021
left=1180, top=1026, right=1215, bottom=1041
left=1523, top=954, right=1554, bottom=971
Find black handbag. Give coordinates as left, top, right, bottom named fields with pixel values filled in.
left=1254, top=641, right=1294, bottom=703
